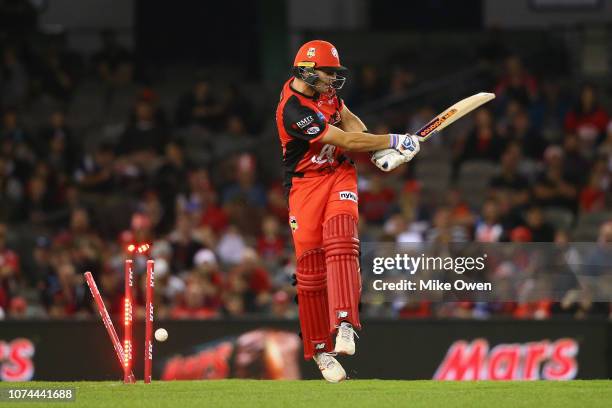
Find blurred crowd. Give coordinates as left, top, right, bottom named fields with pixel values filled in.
left=0, top=22, right=611, bottom=320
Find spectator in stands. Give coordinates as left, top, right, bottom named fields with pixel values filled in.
left=32, top=235, right=54, bottom=293
left=533, top=145, right=579, bottom=211
left=393, top=180, right=428, bottom=243
left=21, top=174, right=54, bottom=224
left=168, top=212, right=203, bottom=274
left=0, top=223, right=20, bottom=317
left=426, top=207, right=469, bottom=243
left=495, top=55, right=537, bottom=106
left=38, top=109, right=78, bottom=176
left=388, top=66, right=415, bottom=97
left=0, top=154, right=23, bottom=220
left=118, top=99, right=167, bottom=156
left=92, top=29, right=133, bottom=86
left=270, top=290, right=297, bottom=319
left=475, top=199, right=504, bottom=242
left=217, top=225, right=246, bottom=266
left=598, top=121, right=612, bottom=160
left=346, top=65, right=384, bottom=108
left=220, top=84, right=256, bottom=133
left=1, top=107, right=35, bottom=181
left=266, top=183, right=288, bottom=223
left=192, top=248, right=223, bottom=305
left=226, top=248, right=271, bottom=314
left=452, top=108, right=504, bottom=180
left=46, top=260, right=88, bottom=318
left=175, top=74, right=224, bottom=129
left=489, top=143, right=530, bottom=200
left=222, top=154, right=266, bottom=235
left=579, top=159, right=609, bottom=213
left=446, top=188, right=475, bottom=230
left=583, top=222, right=612, bottom=278
left=154, top=140, right=191, bottom=230
left=170, top=274, right=219, bottom=319
left=36, top=43, right=75, bottom=102
left=507, top=107, right=545, bottom=160
left=530, top=78, right=570, bottom=145
left=564, top=84, right=609, bottom=149
left=522, top=206, right=555, bottom=242
left=0, top=46, right=28, bottom=107
left=360, top=174, right=396, bottom=225
left=562, top=133, right=590, bottom=185
left=74, top=143, right=117, bottom=193
left=256, top=215, right=285, bottom=265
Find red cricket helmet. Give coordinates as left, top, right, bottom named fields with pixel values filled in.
left=293, top=40, right=347, bottom=73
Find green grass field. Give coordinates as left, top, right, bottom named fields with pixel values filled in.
left=1, top=380, right=610, bottom=408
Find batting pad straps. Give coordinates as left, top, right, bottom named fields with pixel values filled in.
left=323, top=214, right=362, bottom=331
left=296, top=249, right=333, bottom=360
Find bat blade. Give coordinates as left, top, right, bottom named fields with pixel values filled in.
left=415, top=92, right=495, bottom=142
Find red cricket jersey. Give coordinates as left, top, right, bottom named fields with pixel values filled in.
left=275, top=78, right=345, bottom=191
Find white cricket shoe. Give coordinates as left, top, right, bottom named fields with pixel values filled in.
left=313, top=352, right=346, bottom=383
left=334, top=322, right=358, bottom=355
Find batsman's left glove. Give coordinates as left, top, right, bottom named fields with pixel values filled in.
left=370, top=149, right=405, bottom=172
left=371, top=134, right=420, bottom=172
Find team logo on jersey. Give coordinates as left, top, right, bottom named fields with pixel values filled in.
left=296, top=116, right=314, bottom=129
left=306, top=126, right=320, bottom=135
left=339, top=191, right=357, bottom=203
left=307, top=47, right=316, bottom=58
left=331, top=47, right=338, bottom=58
left=289, top=216, right=298, bottom=232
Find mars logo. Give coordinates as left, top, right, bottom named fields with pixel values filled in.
left=0, top=338, right=35, bottom=381
left=434, top=338, right=579, bottom=381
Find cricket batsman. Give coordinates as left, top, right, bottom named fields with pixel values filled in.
left=275, top=40, right=420, bottom=382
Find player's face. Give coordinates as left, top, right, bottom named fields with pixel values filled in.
left=315, top=69, right=346, bottom=94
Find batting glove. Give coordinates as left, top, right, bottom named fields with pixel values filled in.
left=389, top=134, right=420, bottom=162
left=371, top=149, right=405, bottom=172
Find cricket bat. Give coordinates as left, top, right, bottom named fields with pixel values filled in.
left=414, top=92, right=495, bottom=142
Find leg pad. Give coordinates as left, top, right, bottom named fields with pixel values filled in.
left=296, top=249, right=333, bottom=359
left=323, top=214, right=362, bottom=332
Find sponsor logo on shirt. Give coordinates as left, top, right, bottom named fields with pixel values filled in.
left=339, top=191, right=357, bottom=203
left=296, top=116, right=314, bottom=129
left=306, top=126, right=320, bottom=135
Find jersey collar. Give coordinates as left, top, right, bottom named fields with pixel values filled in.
left=288, top=78, right=318, bottom=100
